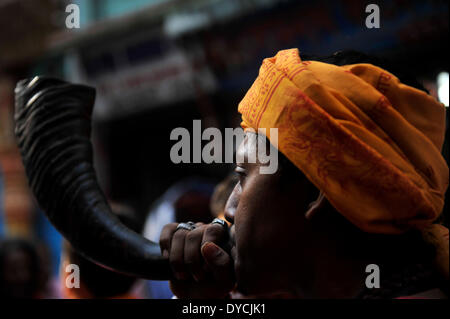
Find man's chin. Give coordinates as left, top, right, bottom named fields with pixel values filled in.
left=233, top=259, right=255, bottom=295
left=234, top=259, right=296, bottom=298
left=234, top=265, right=274, bottom=297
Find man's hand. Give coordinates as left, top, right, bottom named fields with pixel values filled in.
left=159, top=222, right=235, bottom=298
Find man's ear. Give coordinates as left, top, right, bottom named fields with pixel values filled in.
left=305, top=191, right=328, bottom=220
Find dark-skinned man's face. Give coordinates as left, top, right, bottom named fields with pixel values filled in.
left=224, top=132, right=316, bottom=296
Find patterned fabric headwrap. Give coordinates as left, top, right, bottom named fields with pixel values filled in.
left=238, top=49, right=449, bottom=278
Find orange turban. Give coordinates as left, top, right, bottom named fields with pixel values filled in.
left=239, top=48, right=449, bottom=278
left=239, top=48, right=448, bottom=234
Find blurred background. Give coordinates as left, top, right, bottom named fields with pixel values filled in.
left=0, top=0, right=448, bottom=298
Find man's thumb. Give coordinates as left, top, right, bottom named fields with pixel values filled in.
left=201, top=242, right=229, bottom=267
left=201, top=241, right=234, bottom=287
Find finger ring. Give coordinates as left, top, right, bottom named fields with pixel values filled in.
left=176, top=222, right=195, bottom=232
left=211, top=218, right=227, bottom=228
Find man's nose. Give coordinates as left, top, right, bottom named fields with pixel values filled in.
left=224, top=184, right=240, bottom=224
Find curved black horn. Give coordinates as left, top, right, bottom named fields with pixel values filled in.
left=14, top=76, right=171, bottom=280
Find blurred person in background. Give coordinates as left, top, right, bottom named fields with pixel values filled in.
left=160, top=49, right=449, bottom=299
left=0, top=238, right=47, bottom=298
left=210, top=172, right=239, bottom=223
left=143, top=178, right=215, bottom=298
left=60, top=201, right=146, bottom=299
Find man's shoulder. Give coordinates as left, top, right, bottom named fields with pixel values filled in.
left=396, top=288, right=448, bottom=299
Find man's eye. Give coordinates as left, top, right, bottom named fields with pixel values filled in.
left=234, top=171, right=245, bottom=180
left=234, top=166, right=247, bottom=181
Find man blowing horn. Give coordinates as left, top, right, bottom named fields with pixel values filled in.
left=15, top=49, right=449, bottom=299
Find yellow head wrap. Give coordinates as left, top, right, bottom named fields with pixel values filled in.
left=238, top=49, right=448, bottom=276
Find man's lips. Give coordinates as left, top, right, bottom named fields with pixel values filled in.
left=229, top=225, right=237, bottom=261
left=231, top=245, right=237, bottom=261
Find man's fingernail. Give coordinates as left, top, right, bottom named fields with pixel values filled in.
left=162, top=250, right=169, bottom=258
left=202, top=242, right=221, bottom=258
